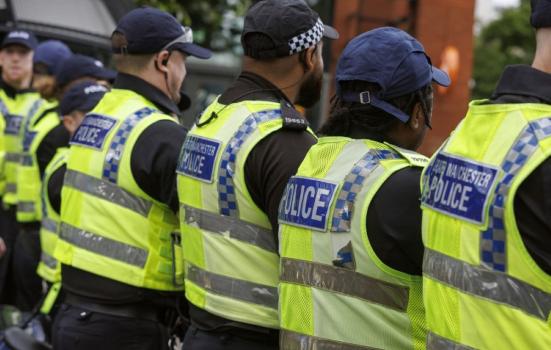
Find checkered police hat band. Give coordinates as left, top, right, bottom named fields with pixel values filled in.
left=288, top=18, right=324, bottom=55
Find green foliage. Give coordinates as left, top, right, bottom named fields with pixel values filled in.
left=136, top=0, right=252, bottom=53
left=472, top=0, right=535, bottom=99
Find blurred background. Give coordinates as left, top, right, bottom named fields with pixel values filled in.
left=0, top=0, right=532, bottom=155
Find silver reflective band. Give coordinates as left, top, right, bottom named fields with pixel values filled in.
left=41, top=217, right=58, bottom=233
left=424, top=249, right=551, bottom=320
left=64, top=170, right=152, bottom=217
left=60, top=223, right=148, bottom=268
left=5, top=183, right=16, bottom=193
left=187, top=264, right=278, bottom=309
left=182, top=205, right=276, bottom=252
left=426, top=332, right=475, bottom=350
left=281, top=330, right=382, bottom=350
left=21, top=154, right=33, bottom=166
left=5, top=153, right=20, bottom=162
left=17, top=201, right=35, bottom=213
left=41, top=252, right=58, bottom=269
left=161, top=27, right=193, bottom=52
left=281, top=258, right=409, bottom=312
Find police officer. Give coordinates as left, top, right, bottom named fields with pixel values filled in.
left=38, top=81, right=108, bottom=335
left=52, top=7, right=211, bottom=350
left=176, top=1, right=338, bottom=349
left=0, top=29, right=41, bottom=306
left=277, top=27, right=449, bottom=349
left=421, top=1, right=551, bottom=348
left=12, top=40, right=72, bottom=312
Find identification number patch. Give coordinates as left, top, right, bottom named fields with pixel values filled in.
left=421, top=153, right=499, bottom=225
left=278, top=176, right=338, bottom=231
left=70, top=114, right=117, bottom=150
left=4, top=114, right=23, bottom=135
left=177, top=135, right=221, bottom=183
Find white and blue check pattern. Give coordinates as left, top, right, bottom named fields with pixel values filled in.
left=288, top=18, right=324, bottom=55
left=218, top=109, right=282, bottom=217
left=481, top=117, right=551, bottom=272
left=102, top=107, right=155, bottom=184
left=331, top=149, right=399, bottom=232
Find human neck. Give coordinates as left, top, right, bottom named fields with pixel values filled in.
left=243, top=59, right=301, bottom=103
left=2, top=73, right=30, bottom=90
left=532, top=29, right=551, bottom=74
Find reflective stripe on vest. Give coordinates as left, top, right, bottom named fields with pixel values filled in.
left=64, top=169, right=152, bottom=217
left=281, top=258, right=409, bottom=311
left=5, top=183, right=16, bottom=193
left=41, top=251, right=57, bottom=269
left=281, top=330, right=382, bottom=350
left=182, top=205, right=275, bottom=252
left=60, top=222, right=148, bottom=268
left=187, top=263, right=278, bottom=309
left=41, top=217, right=58, bottom=234
left=5, top=153, right=20, bottom=162
left=17, top=201, right=35, bottom=213
left=424, top=248, right=551, bottom=321
left=426, top=332, right=475, bottom=350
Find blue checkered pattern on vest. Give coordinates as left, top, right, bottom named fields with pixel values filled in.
left=102, top=107, right=156, bottom=184
left=481, top=117, right=551, bottom=272
left=22, top=99, right=43, bottom=136
left=0, top=98, right=8, bottom=117
left=217, top=109, right=281, bottom=217
left=331, top=149, right=400, bottom=232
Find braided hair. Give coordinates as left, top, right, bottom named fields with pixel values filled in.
left=319, top=81, right=434, bottom=137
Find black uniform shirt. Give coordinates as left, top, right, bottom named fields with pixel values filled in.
left=344, top=128, right=425, bottom=276
left=489, top=65, right=551, bottom=274
left=61, top=73, right=188, bottom=304
left=188, top=72, right=316, bottom=339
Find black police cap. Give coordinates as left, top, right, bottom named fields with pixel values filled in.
left=531, top=0, right=551, bottom=28
left=241, top=0, right=338, bottom=59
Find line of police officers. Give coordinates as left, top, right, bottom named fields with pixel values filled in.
left=0, top=0, right=550, bottom=349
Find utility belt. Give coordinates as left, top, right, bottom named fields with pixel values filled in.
left=64, top=293, right=177, bottom=326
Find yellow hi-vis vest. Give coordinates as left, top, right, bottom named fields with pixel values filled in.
left=0, top=90, right=42, bottom=204
left=37, top=147, right=68, bottom=283
left=177, top=99, right=313, bottom=328
left=54, top=89, right=183, bottom=291
left=421, top=101, right=551, bottom=350
left=17, top=102, right=60, bottom=222
left=279, top=137, right=429, bottom=350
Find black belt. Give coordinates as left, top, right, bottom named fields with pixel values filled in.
left=64, top=293, right=161, bottom=322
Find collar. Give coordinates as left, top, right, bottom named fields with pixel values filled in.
left=491, top=65, right=551, bottom=104
left=113, top=73, right=180, bottom=116
left=0, top=77, right=35, bottom=99
left=218, top=71, right=293, bottom=106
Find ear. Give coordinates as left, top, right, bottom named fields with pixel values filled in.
left=155, top=50, right=170, bottom=73
left=408, top=103, right=423, bottom=130
left=302, top=46, right=317, bottom=72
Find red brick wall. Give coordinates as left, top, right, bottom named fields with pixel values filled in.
left=329, top=0, right=475, bottom=156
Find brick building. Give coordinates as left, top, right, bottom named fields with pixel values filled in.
left=328, top=0, right=476, bottom=155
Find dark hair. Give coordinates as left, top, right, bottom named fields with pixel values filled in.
left=318, top=81, right=433, bottom=137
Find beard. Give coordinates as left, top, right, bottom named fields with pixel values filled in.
left=295, top=68, right=323, bottom=109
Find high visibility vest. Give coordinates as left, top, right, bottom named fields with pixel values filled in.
left=17, top=102, right=60, bottom=222
left=279, top=137, right=429, bottom=349
left=37, top=147, right=67, bottom=283
left=54, top=89, right=183, bottom=291
left=0, top=89, right=42, bottom=204
left=421, top=101, right=551, bottom=349
left=177, top=99, right=314, bottom=328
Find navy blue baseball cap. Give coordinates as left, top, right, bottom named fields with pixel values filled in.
left=59, top=80, right=108, bottom=116
left=336, top=27, right=450, bottom=123
left=56, top=54, right=117, bottom=88
left=1, top=29, right=38, bottom=50
left=33, top=40, right=73, bottom=75
left=112, top=7, right=211, bottom=59
left=531, top=0, right=551, bottom=28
